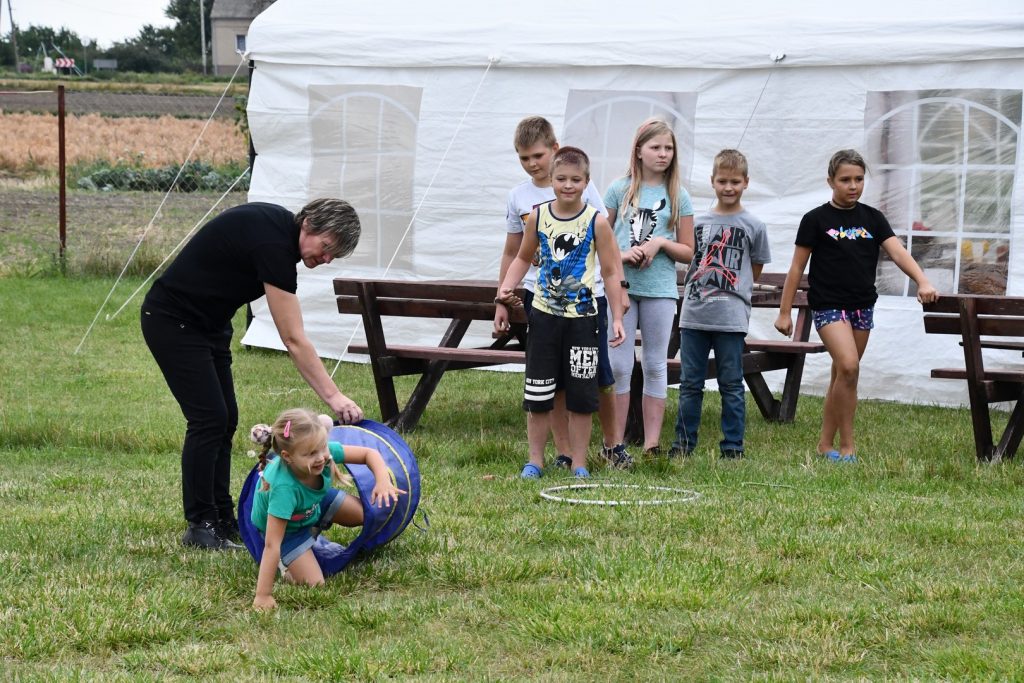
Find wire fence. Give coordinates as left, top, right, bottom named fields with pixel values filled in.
left=0, top=85, right=250, bottom=275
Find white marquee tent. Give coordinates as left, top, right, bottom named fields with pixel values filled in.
left=240, top=0, right=1024, bottom=406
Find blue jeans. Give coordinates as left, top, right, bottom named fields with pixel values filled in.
left=673, top=328, right=746, bottom=453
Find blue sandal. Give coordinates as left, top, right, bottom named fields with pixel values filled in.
left=520, top=463, right=543, bottom=479
left=573, top=467, right=590, bottom=479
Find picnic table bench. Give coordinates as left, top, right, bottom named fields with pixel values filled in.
left=336, top=274, right=825, bottom=436
left=923, top=294, right=1024, bottom=461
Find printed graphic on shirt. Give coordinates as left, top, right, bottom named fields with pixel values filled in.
left=686, top=223, right=747, bottom=300
left=628, top=198, right=667, bottom=247
left=535, top=207, right=597, bottom=317
left=569, top=345, right=598, bottom=379
left=524, top=376, right=556, bottom=403
left=827, top=226, right=873, bottom=240
left=291, top=502, right=319, bottom=522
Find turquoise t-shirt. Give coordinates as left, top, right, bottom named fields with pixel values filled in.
left=604, top=177, right=693, bottom=299
left=250, top=441, right=346, bottom=534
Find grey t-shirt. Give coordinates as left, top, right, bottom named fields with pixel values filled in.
left=680, top=209, right=771, bottom=333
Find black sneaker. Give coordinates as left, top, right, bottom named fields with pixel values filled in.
left=599, top=443, right=635, bottom=470
left=643, top=446, right=662, bottom=458
left=182, top=521, right=244, bottom=551
left=667, top=445, right=693, bottom=458
left=553, top=454, right=573, bottom=469
left=216, top=516, right=242, bottom=543
left=720, top=449, right=744, bottom=460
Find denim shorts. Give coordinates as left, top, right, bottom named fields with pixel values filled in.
left=268, top=488, right=347, bottom=568
left=812, top=307, right=874, bottom=332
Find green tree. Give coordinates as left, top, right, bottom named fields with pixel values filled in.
left=104, top=25, right=176, bottom=73
left=163, top=0, right=212, bottom=70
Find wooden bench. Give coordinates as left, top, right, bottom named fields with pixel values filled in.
left=923, top=294, right=1024, bottom=461
left=334, top=278, right=527, bottom=431
left=618, top=272, right=827, bottom=443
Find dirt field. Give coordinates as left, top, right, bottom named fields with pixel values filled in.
left=0, top=90, right=237, bottom=118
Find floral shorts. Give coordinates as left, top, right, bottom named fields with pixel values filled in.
left=812, top=307, right=874, bottom=332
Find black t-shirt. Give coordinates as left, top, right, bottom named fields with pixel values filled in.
left=796, top=202, right=896, bottom=310
left=143, top=202, right=300, bottom=331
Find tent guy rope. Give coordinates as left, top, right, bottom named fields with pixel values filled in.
left=73, top=55, right=249, bottom=355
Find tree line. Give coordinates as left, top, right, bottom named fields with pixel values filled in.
left=0, top=0, right=212, bottom=74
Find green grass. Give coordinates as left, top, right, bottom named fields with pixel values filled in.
left=2, top=275, right=1024, bottom=680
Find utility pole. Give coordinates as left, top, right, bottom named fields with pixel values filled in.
left=199, top=0, right=207, bottom=75
left=7, top=0, right=19, bottom=71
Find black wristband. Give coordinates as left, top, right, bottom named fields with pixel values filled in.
left=620, top=280, right=630, bottom=289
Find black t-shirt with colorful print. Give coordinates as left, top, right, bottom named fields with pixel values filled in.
left=795, top=202, right=896, bottom=311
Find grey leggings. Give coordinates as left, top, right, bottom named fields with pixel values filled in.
left=609, top=296, right=677, bottom=399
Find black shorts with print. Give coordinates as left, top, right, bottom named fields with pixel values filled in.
left=523, top=309, right=599, bottom=414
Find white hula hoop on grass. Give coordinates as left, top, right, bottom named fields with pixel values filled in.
left=539, top=483, right=701, bottom=506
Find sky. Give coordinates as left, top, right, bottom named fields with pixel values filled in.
left=5, top=0, right=175, bottom=48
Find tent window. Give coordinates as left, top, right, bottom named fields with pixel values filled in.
left=562, top=90, right=697, bottom=194
left=865, top=89, right=1021, bottom=296
left=306, top=85, right=423, bottom=270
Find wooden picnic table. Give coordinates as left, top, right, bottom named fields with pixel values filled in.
left=335, top=275, right=823, bottom=435
left=923, top=294, right=1024, bottom=461
left=334, top=278, right=527, bottom=431
left=622, top=272, right=822, bottom=443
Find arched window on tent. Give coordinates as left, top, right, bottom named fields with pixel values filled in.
left=308, top=85, right=423, bottom=270
left=865, top=89, right=1021, bottom=296
left=562, top=90, right=698, bottom=194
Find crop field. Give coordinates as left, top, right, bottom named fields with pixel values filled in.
left=0, top=111, right=247, bottom=174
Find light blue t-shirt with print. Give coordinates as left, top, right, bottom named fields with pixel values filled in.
left=604, top=178, right=693, bottom=299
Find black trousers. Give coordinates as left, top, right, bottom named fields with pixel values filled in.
left=141, top=307, right=237, bottom=524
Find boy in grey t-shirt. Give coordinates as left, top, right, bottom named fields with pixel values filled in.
left=670, top=150, right=771, bottom=459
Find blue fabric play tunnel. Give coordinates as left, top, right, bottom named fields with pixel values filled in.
left=237, top=419, right=421, bottom=576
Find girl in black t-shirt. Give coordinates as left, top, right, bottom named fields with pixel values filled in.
left=774, top=150, right=938, bottom=463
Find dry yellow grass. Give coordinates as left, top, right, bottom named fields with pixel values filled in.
left=0, top=112, right=247, bottom=173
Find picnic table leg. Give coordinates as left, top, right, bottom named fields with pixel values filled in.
left=623, top=358, right=645, bottom=445
left=993, top=387, right=1024, bottom=461
left=959, top=298, right=997, bottom=460
left=774, top=354, right=807, bottom=423
left=743, top=371, right=780, bottom=421
left=393, top=318, right=471, bottom=432
left=357, top=282, right=400, bottom=425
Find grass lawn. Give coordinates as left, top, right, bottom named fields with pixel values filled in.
left=2, top=275, right=1023, bottom=680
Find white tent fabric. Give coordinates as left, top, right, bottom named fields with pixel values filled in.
left=241, top=0, right=1024, bottom=407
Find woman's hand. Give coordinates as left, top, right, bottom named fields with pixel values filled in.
left=329, top=393, right=363, bottom=425
left=253, top=594, right=277, bottom=611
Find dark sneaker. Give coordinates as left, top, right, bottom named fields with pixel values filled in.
left=720, top=449, right=744, bottom=460
left=216, top=516, right=242, bottom=543
left=553, top=454, right=572, bottom=469
left=599, top=443, right=635, bottom=470
left=643, top=446, right=662, bottom=458
left=668, top=445, right=693, bottom=458
left=182, top=521, right=244, bottom=551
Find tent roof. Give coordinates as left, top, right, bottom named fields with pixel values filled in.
left=247, top=0, right=1024, bottom=69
